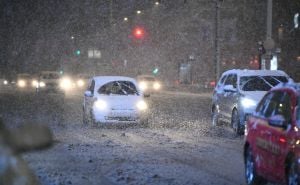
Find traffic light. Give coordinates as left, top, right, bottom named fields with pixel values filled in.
left=75, top=49, right=81, bottom=56
left=133, top=26, right=145, bottom=39
left=152, top=67, right=159, bottom=75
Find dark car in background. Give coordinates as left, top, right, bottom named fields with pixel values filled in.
left=244, top=82, right=300, bottom=185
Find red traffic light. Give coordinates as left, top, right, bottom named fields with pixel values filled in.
left=133, top=27, right=145, bottom=39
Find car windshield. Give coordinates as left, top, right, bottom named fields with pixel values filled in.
left=42, top=73, right=60, bottom=79
left=140, top=77, right=155, bottom=81
left=240, top=76, right=287, bottom=91
left=98, top=81, right=139, bottom=95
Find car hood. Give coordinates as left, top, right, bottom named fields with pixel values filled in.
left=241, top=91, right=267, bottom=103
left=95, top=95, right=142, bottom=110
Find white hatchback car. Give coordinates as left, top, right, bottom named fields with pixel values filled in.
left=82, top=76, right=149, bottom=126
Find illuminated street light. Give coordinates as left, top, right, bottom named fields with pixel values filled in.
left=137, top=10, right=141, bottom=14
left=124, top=17, right=128, bottom=21
left=155, top=2, right=160, bottom=5
left=71, top=36, right=74, bottom=40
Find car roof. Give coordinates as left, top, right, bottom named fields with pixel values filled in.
left=93, top=76, right=136, bottom=84
left=222, top=69, right=288, bottom=77
left=272, top=81, right=300, bottom=95
left=92, top=76, right=138, bottom=90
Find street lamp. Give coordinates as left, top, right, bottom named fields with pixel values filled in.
left=137, top=10, right=142, bottom=14
left=124, top=17, right=128, bottom=21
left=155, top=2, right=160, bottom=5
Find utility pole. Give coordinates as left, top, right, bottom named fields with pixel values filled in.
left=263, top=0, right=275, bottom=70
left=215, top=0, right=221, bottom=81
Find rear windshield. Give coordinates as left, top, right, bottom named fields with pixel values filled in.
left=240, top=76, right=288, bottom=91
left=98, top=81, right=139, bottom=95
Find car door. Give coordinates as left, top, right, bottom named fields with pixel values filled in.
left=224, top=74, right=238, bottom=118
left=265, top=91, right=293, bottom=182
left=213, top=74, right=228, bottom=117
left=222, top=74, right=238, bottom=118
left=250, top=92, right=277, bottom=177
left=84, top=79, right=96, bottom=114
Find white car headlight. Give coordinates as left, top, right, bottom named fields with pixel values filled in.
left=139, top=82, right=147, bottom=91
left=153, top=82, right=161, bottom=90
left=77, top=79, right=84, bottom=87
left=60, top=77, right=73, bottom=90
left=3, top=80, right=8, bottom=85
left=241, top=98, right=257, bottom=108
left=39, top=81, right=46, bottom=87
left=18, top=80, right=26, bottom=88
left=32, top=80, right=38, bottom=87
left=136, top=100, right=148, bottom=111
left=94, top=100, right=107, bottom=110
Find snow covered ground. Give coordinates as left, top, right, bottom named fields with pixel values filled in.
left=0, top=89, right=246, bottom=185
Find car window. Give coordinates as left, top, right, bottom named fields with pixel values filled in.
left=240, top=76, right=272, bottom=91
left=224, top=74, right=237, bottom=88
left=256, top=92, right=274, bottom=117
left=275, top=92, right=292, bottom=122
left=98, top=81, right=139, bottom=95
left=216, top=75, right=227, bottom=89
left=256, top=91, right=291, bottom=122
left=263, top=76, right=288, bottom=86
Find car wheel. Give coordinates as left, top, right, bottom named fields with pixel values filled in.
left=231, top=109, right=243, bottom=135
left=245, top=147, right=266, bottom=185
left=211, top=107, right=219, bottom=126
left=89, top=109, right=97, bottom=126
left=287, top=158, right=299, bottom=185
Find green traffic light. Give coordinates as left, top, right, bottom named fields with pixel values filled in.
left=76, top=50, right=81, bottom=55
left=152, top=68, right=159, bottom=74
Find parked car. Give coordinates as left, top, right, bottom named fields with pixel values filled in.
left=82, top=76, right=149, bottom=126
left=136, top=75, right=161, bottom=94
left=244, top=82, right=300, bottom=185
left=211, top=69, right=290, bottom=135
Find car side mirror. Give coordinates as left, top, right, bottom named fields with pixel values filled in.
left=8, top=124, right=53, bottom=153
left=223, top=85, right=237, bottom=92
left=84, top=90, right=93, bottom=97
left=268, top=114, right=287, bottom=128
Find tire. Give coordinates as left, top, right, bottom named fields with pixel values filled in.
left=231, top=109, right=243, bottom=135
left=287, top=158, right=300, bottom=185
left=211, top=107, right=220, bottom=126
left=245, top=147, right=266, bottom=185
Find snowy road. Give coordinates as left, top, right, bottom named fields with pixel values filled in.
left=0, top=89, right=245, bottom=185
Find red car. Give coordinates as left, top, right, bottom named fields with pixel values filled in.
left=244, top=82, right=300, bottom=185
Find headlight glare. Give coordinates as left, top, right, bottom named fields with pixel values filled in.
left=60, top=77, right=73, bottom=90
left=77, top=79, right=84, bottom=87
left=153, top=82, right=161, bottom=90
left=241, top=98, right=256, bottom=108
left=39, top=81, right=46, bottom=87
left=94, top=100, right=107, bottom=110
left=18, top=80, right=26, bottom=88
left=137, top=100, right=148, bottom=111
left=139, top=82, right=147, bottom=91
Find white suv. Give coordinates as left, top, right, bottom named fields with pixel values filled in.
left=211, top=69, right=290, bottom=135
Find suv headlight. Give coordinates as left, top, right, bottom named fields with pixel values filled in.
left=153, top=82, right=161, bottom=90
left=241, top=98, right=256, bottom=108
left=139, top=81, right=147, bottom=91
